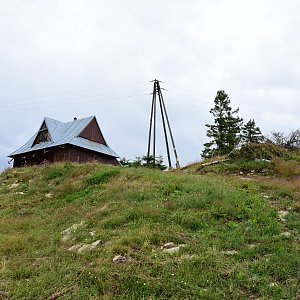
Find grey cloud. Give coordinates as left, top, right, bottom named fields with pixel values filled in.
left=0, top=1, right=299, bottom=170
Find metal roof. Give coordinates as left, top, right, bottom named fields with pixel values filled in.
left=9, top=116, right=119, bottom=158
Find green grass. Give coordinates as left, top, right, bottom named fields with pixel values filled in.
left=0, top=162, right=299, bottom=299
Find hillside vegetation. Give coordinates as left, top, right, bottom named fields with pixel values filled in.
left=0, top=162, right=299, bottom=299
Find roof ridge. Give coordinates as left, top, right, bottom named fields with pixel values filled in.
left=8, top=115, right=119, bottom=158
left=63, top=115, right=94, bottom=125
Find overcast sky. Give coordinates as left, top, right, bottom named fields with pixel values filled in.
left=0, top=0, right=299, bottom=170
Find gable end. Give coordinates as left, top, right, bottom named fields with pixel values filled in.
left=32, top=121, right=52, bottom=146
left=78, top=118, right=107, bottom=145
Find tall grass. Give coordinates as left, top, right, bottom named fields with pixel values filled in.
left=0, top=162, right=299, bottom=299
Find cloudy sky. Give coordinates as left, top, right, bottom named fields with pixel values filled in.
left=0, top=0, right=299, bottom=170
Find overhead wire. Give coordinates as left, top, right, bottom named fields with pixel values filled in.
left=0, top=80, right=215, bottom=114
left=0, top=80, right=149, bottom=105
left=0, top=87, right=150, bottom=110
left=0, top=91, right=150, bottom=114
left=164, top=82, right=213, bottom=99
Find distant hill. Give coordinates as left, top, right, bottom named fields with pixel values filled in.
left=0, top=162, right=299, bottom=299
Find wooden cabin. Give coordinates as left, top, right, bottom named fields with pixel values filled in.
left=8, top=116, right=119, bottom=167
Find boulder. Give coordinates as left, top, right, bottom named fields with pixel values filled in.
left=113, top=255, right=128, bottom=264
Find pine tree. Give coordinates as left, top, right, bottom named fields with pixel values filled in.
left=241, top=119, right=263, bottom=144
left=202, top=90, right=243, bottom=158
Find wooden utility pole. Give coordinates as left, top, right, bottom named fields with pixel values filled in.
left=147, top=79, right=180, bottom=169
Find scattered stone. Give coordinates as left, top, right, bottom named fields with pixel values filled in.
left=10, top=183, right=20, bottom=189
left=246, top=244, right=257, bottom=249
left=77, top=240, right=101, bottom=254
left=163, top=246, right=180, bottom=254
left=280, top=231, right=292, bottom=237
left=0, top=291, right=10, bottom=299
left=239, top=171, right=244, bottom=175
left=99, top=204, right=110, bottom=212
left=89, top=231, right=96, bottom=237
left=161, top=242, right=185, bottom=254
left=45, top=193, right=52, bottom=198
left=278, top=210, right=289, bottom=222
left=16, top=192, right=25, bottom=195
left=61, top=221, right=85, bottom=242
left=68, top=244, right=83, bottom=252
left=161, top=242, right=176, bottom=250
left=222, top=250, right=238, bottom=255
left=68, top=240, right=101, bottom=253
left=263, top=195, right=269, bottom=199
left=269, top=282, right=277, bottom=287
left=113, top=255, right=129, bottom=264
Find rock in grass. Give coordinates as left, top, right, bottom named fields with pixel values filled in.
left=222, top=250, right=238, bottom=255
left=246, top=243, right=257, bottom=249
left=68, top=240, right=102, bottom=253
left=278, top=210, right=289, bottom=222
left=89, top=231, right=96, bottom=237
left=163, top=246, right=180, bottom=254
left=68, top=244, right=83, bottom=252
left=77, top=240, right=101, bottom=254
left=61, top=221, right=85, bottom=242
left=280, top=231, right=292, bottom=237
left=10, top=183, right=20, bottom=189
left=161, top=242, right=184, bottom=254
left=0, top=291, right=10, bottom=299
left=161, top=242, right=176, bottom=249
left=113, top=255, right=128, bottom=264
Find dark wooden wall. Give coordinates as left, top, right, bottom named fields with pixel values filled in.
left=13, top=150, right=54, bottom=168
left=78, top=118, right=107, bottom=145
left=56, top=146, right=119, bottom=165
left=12, top=145, right=118, bottom=167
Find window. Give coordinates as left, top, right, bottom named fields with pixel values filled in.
left=32, top=122, right=51, bottom=146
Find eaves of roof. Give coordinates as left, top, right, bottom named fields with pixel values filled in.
left=8, top=116, right=119, bottom=158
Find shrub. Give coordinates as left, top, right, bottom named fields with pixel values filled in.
left=120, top=155, right=167, bottom=170
left=230, top=143, right=289, bottom=161
left=273, top=158, right=300, bottom=178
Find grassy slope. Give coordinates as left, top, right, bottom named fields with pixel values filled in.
left=0, top=163, right=299, bottom=299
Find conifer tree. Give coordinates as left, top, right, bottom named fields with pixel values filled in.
left=241, top=119, right=263, bottom=144
left=202, top=90, right=242, bottom=158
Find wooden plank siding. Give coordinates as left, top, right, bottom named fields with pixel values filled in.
left=13, top=145, right=119, bottom=167
left=78, top=118, right=107, bottom=145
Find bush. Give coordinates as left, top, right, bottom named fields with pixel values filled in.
left=120, top=155, right=167, bottom=170
left=230, top=143, right=290, bottom=161
left=273, top=158, right=300, bottom=178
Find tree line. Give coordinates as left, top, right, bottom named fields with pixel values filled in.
left=202, top=90, right=300, bottom=158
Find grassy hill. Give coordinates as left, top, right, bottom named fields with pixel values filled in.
left=0, top=162, right=299, bottom=299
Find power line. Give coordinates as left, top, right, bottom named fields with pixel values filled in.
left=165, top=82, right=213, bottom=98
left=0, top=92, right=149, bottom=114
left=0, top=80, right=215, bottom=116
left=0, top=81, right=149, bottom=104
left=0, top=88, right=150, bottom=110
